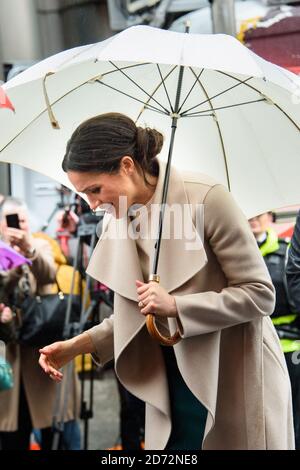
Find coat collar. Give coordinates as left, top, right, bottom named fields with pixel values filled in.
left=86, top=160, right=207, bottom=301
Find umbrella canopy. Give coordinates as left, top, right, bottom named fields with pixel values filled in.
left=0, top=240, right=31, bottom=271
left=0, top=25, right=300, bottom=219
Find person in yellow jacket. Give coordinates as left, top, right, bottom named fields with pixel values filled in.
left=249, top=212, right=300, bottom=448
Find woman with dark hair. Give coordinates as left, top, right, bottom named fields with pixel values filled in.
left=39, top=112, right=294, bottom=450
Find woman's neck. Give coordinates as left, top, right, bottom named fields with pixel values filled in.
left=134, top=173, right=158, bottom=206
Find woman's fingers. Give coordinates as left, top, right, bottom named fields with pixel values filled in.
left=136, top=281, right=160, bottom=314
left=135, top=280, right=149, bottom=294
left=49, top=372, right=63, bottom=383
left=138, top=291, right=151, bottom=303
left=47, top=364, right=62, bottom=378
left=44, top=361, right=63, bottom=382
left=39, top=354, right=49, bottom=373
left=138, top=295, right=150, bottom=309
left=39, top=342, right=61, bottom=358
left=39, top=354, right=54, bottom=374
left=49, top=364, right=63, bottom=382
left=39, top=352, right=63, bottom=381
left=141, top=304, right=155, bottom=315
left=39, top=344, right=55, bottom=355
left=137, top=282, right=159, bottom=303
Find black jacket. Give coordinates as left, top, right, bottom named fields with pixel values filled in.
left=263, top=238, right=291, bottom=318
left=286, top=210, right=300, bottom=314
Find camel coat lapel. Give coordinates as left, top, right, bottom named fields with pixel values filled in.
left=86, top=160, right=208, bottom=368
left=87, top=161, right=208, bottom=447
left=87, top=161, right=207, bottom=297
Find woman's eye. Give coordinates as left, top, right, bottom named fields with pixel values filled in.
left=91, top=187, right=101, bottom=194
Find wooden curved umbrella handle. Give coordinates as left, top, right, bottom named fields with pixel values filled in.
left=145, top=274, right=181, bottom=347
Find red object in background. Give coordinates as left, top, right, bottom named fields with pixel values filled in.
left=288, top=66, right=300, bottom=75
left=0, top=86, right=15, bottom=112
left=56, top=229, right=71, bottom=258
left=244, top=6, right=300, bottom=72
left=276, top=224, right=295, bottom=239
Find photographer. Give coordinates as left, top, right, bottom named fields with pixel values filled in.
left=0, top=303, right=13, bottom=343
left=0, top=197, right=78, bottom=450
left=285, top=210, right=300, bottom=449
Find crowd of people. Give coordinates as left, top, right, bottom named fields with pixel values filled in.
left=0, top=196, right=81, bottom=450
left=0, top=192, right=144, bottom=450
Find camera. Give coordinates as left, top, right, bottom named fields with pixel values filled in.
left=5, top=213, right=20, bottom=229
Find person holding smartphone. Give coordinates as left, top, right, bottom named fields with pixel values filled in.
left=4, top=208, right=35, bottom=258
left=0, top=197, right=79, bottom=450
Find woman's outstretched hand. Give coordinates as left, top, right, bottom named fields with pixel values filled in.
left=136, top=280, right=178, bottom=318
left=39, top=332, right=94, bottom=382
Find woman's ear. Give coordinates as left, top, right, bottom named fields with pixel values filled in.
left=120, top=156, right=135, bottom=176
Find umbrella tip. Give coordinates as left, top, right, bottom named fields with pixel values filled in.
left=184, top=20, right=191, bottom=33
left=51, top=120, right=60, bottom=130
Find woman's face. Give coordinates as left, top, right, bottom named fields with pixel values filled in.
left=67, top=157, right=142, bottom=218
left=249, top=212, right=272, bottom=237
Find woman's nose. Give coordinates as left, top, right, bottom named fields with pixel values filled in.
left=87, top=196, right=100, bottom=211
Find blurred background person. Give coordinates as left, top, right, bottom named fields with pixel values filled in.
left=249, top=211, right=300, bottom=449
left=0, top=196, right=79, bottom=450
left=55, top=206, right=79, bottom=261
left=0, top=304, right=13, bottom=323
left=0, top=303, right=14, bottom=344
left=285, top=209, right=300, bottom=449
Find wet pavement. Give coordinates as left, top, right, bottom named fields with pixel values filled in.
left=79, top=368, right=121, bottom=450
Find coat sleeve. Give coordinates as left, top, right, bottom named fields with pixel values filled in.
left=30, top=239, right=56, bottom=286
left=86, top=315, right=114, bottom=366
left=286, top=210, right=300, bottom=313
left=174, top=184, right=275, bottom=338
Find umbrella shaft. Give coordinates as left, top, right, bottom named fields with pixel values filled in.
left=152, top=61, right=186, bottom=275
left=153, top=101, right=184, bottom=274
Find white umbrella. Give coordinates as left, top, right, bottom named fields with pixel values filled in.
left=1, top=25, right=300, bottom=344
left=1, top=25, right=300, bottom=218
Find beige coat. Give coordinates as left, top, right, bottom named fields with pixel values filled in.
left=0, top=238, right=79, bottom=431
left=86, top=161, right=294, bottom=450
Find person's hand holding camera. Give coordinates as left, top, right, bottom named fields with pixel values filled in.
left=6, top=227, right=34, bottom=257
left=56, top=209, right=79, bottom=234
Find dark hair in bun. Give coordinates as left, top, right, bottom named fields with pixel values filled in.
left=62, top=112, right=163, bottom=185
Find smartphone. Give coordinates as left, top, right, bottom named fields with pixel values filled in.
left=6, top=213, right=20, bottom=229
